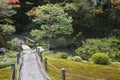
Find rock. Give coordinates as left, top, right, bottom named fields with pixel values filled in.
left=2, top=58, right=9, bottom=62
left=37, top=46, right=44, bottom=52
left=0, top=48, right=8, bottom=54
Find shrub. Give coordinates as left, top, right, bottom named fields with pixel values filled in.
left=27, top=42, right=34, bottom=48
left=3, top=51, right=17, bottom=58
left=75, top=37, right=120, bottom=61
left=69, top=56, right=82, bottom=62
left=57, top=52, right=68, bottom=59
left=92, top=53, right=111, bottom=65
left=6, top=41, right=12, bottom=50
left=75, top=47, right=91, bottom=60
left=4, top=53, right=16, bottom=58
left=112, top=62, right=120, bottom=67
left=11, top=38, right=19, bottom=50
left=0, top=62, right=12, bottom=68
left=73, top=56, right=82, bottom=62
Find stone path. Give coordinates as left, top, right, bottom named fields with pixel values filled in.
left=19, top=45, right=48, bottom=80
left=22, top=44, right=31, bottom=50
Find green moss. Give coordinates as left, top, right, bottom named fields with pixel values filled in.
left=0, top=62, right=12, bottom=68
left=0, top=68, right=12, bottom=80
left=43, top=53, right=120, bottom=80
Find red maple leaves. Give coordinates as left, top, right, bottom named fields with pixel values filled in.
left=7, top=0, right=19, bottom=4
left=7, top=0, right=20, bottom=8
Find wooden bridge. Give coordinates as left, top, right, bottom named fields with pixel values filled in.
left=18, top=44, right=49, bottom=80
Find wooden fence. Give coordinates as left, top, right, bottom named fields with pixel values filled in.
left=36, top=49, right=100, bottom=80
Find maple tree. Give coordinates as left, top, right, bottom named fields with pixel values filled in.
left=112, top=0, right=120, bottom=4
left=7, top=0, right=19, bottom=4
left=7, top=0, right=20, bottom=8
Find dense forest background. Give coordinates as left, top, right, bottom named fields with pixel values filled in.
left=0, top=0, right=120, bottom=61
left=1, top=0, right=120, bottom=38
left=19, top=0, right=120, bottom=38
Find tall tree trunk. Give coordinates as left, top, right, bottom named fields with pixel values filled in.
left=47, top=38, right=50, bottom=53
left=0, top=31, right=7, bottom=46
left=97, top=0, right=102, bottom=6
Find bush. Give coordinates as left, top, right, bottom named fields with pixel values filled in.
left=112, top=62, right=120, bottom=67
left=75, top=47, right=91, bottom=60
left=3, top=51, right=17, bottom=58
left=92, top=53, right=111, bottom=65
left=4, top=53, right=16, bottom=58
left=0, top=62, right=12, bottom=68
left=69, top=56, right=82, bottom=62
left=57, top=52, right=68, bottom=59
left=75, top=37, right=120, bottom=61
left=10, top=38, right=19, bottom=50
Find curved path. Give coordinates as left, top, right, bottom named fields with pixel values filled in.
left=19, top=45, right=49, bottom=80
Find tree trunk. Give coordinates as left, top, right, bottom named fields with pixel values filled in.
left=47, top=38, right=50, bottom=53
left=96, top=0, right=102, bottom=6
left=0, top=31, right=7, bottom=46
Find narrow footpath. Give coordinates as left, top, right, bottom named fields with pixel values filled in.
left=19, top=44, right=48, bottom=80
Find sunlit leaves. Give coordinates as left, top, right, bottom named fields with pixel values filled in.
left=29, top=4, right=73, bottom=39
left=0, top=0, right=17, bottom=17
left=30, top=29, right=43, bottom=41
left=0, top=24, right=15, bottom=35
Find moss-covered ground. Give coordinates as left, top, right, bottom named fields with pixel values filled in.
left=43, top=53, right=120, bottom=80
left=0, top=68, right=12, bottom=80
left=0, top=51, right=17, bottom=80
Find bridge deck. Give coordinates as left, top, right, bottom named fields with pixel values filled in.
left=19, top=45, right=48, bottom=80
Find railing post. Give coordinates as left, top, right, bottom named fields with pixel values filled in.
left=44, top=58, right=48, bottom=71
left=36, top=43, right=37, bottom=52
left=38, top=48, right=43, bottom=62
left=18, top=45, right=21, bottom=57
left=40, top=51, right=43, bottom=62
left=17, top=53, right=20, bottom=64
left=61, top=68, right=66, bottom=80
left=36, top=43, right=39, bottom=52
left=11, top=64, right=15, bottom=80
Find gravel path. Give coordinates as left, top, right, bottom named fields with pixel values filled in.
left=19, top=49, right=48, bottom=80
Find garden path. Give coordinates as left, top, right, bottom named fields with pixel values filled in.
left=19, top=45, right=49, bottom=80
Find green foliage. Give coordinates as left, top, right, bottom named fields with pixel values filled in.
left=57, top=52, right=68, bottom=59
left=75, top=37, right=120, bottom=60
left=0, top=24, right=16, bottom=46
left=10, top=38, right=19, bottom=50
left=29, top=4, right=73, bottom=39
left=112, top=62, right=120, bottom=67
left=44, top=53, right=120, bottom=80
left=1, top=24, right=15, bottom=35
left=75, top=47, right=91, bottom=60
left=92, top=53, right=111, bottom=65
left=109, top=29, right=120, bottom=39
left=0, top=62, right=12, bottom=68
left=69, top=56, right=82, bottom=62
left=0, top=51, right=16, bottom=68
left=64, top=0, right=91, bottom=12
left=0, top=0, right=16, bottom=17
left=30, top=29, right=43, bottom=42
left=4, top=53, right=16, bottom=58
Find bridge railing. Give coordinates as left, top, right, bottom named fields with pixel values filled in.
left=35, top=49, right=50, bottom=80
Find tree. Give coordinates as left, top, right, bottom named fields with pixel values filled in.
left=28, top=4, right=73, bottom=51
left=30, top=29, right=43, bottom=42
left=0, top=0, right=16, bottom=47
left=0, top=0, right=18, bottom=18
left=0, top=24, right=15, bottom=46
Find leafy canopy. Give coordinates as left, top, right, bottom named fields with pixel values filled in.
left=28, top=4, right=73, bottom=39
left=0, top=24, right=15, bottom=35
